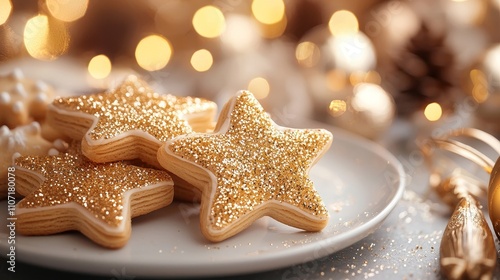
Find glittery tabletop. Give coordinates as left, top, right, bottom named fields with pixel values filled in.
left=169, top=91, right=332, bottom=231
left=15, top=141, right=173, bottom=227
left=52, top=75, right=216, bottom=142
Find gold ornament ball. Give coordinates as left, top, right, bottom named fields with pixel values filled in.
left=465, top=44, right=500, bottom=134
left=327, top=82, right=395, bottom=139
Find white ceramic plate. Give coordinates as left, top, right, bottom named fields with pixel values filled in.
left=0, top=121, right=405, bottom=277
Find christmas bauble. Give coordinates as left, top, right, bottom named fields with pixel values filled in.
left=327, top=82, right=395, bottom=139
left=466, top=44, right=500, bottom=134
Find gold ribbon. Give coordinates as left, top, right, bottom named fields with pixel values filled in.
left=423, top=128, right=499, bottom=279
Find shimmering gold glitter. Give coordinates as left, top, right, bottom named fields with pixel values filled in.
left=16, top=141, right=172, bottom=227
left=52, top=75, right=216, bottom=141
left=169, top=91, right=332, bottom=230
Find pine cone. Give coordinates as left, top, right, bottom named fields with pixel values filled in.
left=390, top=24, right=459, bottom=117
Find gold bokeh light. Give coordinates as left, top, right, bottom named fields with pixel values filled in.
left=46, top=0, right=89, bottom=22
left=470, top=69, right=489, bottom=103
left=350, top=83, right=394, bottom=129
left=364, top=71, right=382, bottom=84
left=424, top=102, right=443, bottom=122
left=24, top=15, right=50, bottom=60
left=329, top=100, right=347, bottom=117
left=0, top=0, right=12, bottom=25
left=135, top=35, right=172, bottom=71
left=252, top=0, right=285, bottom=25
left=24, top=14, right=69, bottom=61
left=88, top=54, right=111, bottom=79
left=221, top=15, right=260, bottom=52
left=248, top=77, right=270, bottom=99
left=191, top=49, right=213, bottom=72
left=328, top=10, right=359, bottom=36
left=349, top=72, right=365, bottom=86
left=296, top=41, right=320, bottom=68
left=192, top=6, right=225, bottom=38
left=259, top=14, right=287, bottom=39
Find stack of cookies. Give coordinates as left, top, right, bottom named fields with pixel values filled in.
left=4, top=73, right=333, bottom=248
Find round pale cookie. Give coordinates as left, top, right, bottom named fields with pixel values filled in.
left=0, top=68, right=68, bottom=142
left=158, top=90, right=333, bottom=242
left=47, top=75, right=216, bottom=201
left=0, top=122, right=67, bottom=198
left=14, top=141, right=175, bottom=249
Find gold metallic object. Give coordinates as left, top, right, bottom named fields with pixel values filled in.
left=488, top=159, right=500, bottom=238
left=430, top=169, right=487, bottom=209
left=440, top=194, right=496, bottom=280
left=428, top=128, right=500, bottom=239
left=429, top=138, right=494, bottom=173
left=466, top=45, right=500, bottom=133
left=423, top=128, right=500, bottom=280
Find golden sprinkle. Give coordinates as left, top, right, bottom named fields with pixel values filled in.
left=169, top=91, right=331, bottom=230
left=52, top=75, right=216, bottom=141
left=16, top=141, right=172, bottom=227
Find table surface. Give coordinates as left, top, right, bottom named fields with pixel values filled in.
left=1, top=119, right=500, bottom=280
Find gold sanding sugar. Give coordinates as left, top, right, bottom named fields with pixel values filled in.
left=52, top=76, right=215, bottom=141
left=170, top=91, right=332, bottom=230
left=16, top=142, right=172, bottom=227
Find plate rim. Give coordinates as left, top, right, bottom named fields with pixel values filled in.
left=1, top=122, right=406, bottom=277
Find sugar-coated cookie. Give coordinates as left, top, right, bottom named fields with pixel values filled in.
left=14, top=141, right=174, bottom=249
left=47, top=75, right=216, bottom=201
left=158, top=90, right=333, bottom=242
left=0, top=122, right=67, bottom=198
left=47, top=75, right=216, bottom=165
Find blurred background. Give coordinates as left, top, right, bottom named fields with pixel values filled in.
left=1, top=0, right=500, bottom=139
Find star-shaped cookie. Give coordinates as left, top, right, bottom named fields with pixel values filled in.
left=158, top=90, right=333, bottom=242
left=47, top=75, right=216, bottom=169
left=15, top=141, right=174, bottom=248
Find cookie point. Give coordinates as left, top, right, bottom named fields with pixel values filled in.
left=236, top=90, right=253, bottom=98
left=319, top=128, right=334, bottom=141
left=53, top=97, right=65, bottom=104
left=124, top=74, right=140, bottom=83
left=237, top=90, right=259, bottom=103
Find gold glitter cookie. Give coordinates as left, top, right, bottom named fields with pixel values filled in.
left=158, top=90, right=333, bottom=242
left=0, top=122, right=67, bottom=198
left=14, top=141, right=174, bottom=249
left=47, top=75, right=216, bottom=200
